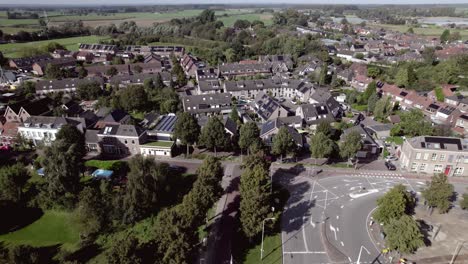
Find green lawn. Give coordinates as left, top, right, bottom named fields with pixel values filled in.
left=385, top=136, right=404, bottom=145
left=0, top=35, right=111, bottom=58
left=0, top=210, right=80, bottom=250
left=84, top=159, right=126, bottom=170
left=243, top=232, right=282, bottom=264
left=0, top=26, right=39, bottom=34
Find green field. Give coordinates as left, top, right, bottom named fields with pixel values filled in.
left=0, top=210, right=80, bottom=250
left=0, top=35, right=111, bottom=58
left=371, top=23, right=468, bottom=39
left=242, top=232, right=282, bottom=264
left=218, top=13, right=274, bottom=27
left=0, top=26, right=38, bottom=34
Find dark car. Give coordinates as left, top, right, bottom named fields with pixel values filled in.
left=385, top=161, right=396, bottom=171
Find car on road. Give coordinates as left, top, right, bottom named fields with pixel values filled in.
left=385, top=161, right=396, bottom=170
left=385, top=155, right=398, bottom=161
left=168, top=164, right=186, bottom=173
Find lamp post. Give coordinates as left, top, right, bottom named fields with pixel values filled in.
left=450, top=240, right=466, bottom=264
left=260, top=217, right=276, bottom=261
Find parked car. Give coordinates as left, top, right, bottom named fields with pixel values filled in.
left=385, top=161, right=396, bottom=170
left=386, top=155, right=398, bottom=161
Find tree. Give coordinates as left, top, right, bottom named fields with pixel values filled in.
left=309, top=132, right=334, bottom=160
left=367, top=92, right=379, bottom=114
left=106, top=66, right=118, bottom=77
left=77, top=67, right=88, bottom=78
left=239, top=160, right=272, bottom=238
left=384, top=215, right=424, bottom=254
left=42, top=139, right=82, bottom=208
left=0, top=163, right=30, bottom=203
left=271, top=126, right=296, bottom=162
left=340, top=130, right=362, bottom=161
left=239, top=122, right=260, bottom=156
left=355, top=53, right=364, bottom=60
left=373, top=184, right=415, bottom=225
left=56, top=124, right=86, bottom=159
left=422, top=173, right=454, bottom=214
left=199, top=116, right=228, bottom=155
left=461, top=193, right=468, bottom=210
left=407, top=27, right=414, bottom=34
left=318, top=65, right=329, bottom=85
left=112, top=57, right=124, bottom=65
left=316, top=121, right=332, bottom=137
left=395, top=65, right=417, bottom=88
left=106, top=235, right=142, bottom=264
left=198, top=9, right=215, bottom=24
left=123, top=155, right=168, bottom=224
left=133, top=65, right=143, bottom=73
left=367, top=67, right=381, bottom=78
left=233, top=19, right=251, bottom=29
left=114, top=85, right=149, bottom=112
left=362, top=81, right=377, bottom=103
left=73, top=186, right=109, bottom=237
left=230, top=106, right=241, bottom=126
left=398, top=109, right=434, bottom=137
left=440, top=29, right=450, bottom=43
left=77, top=81, right=102, bottom=100
left=174, top=112, right=201, bottom=156
left=45, top=63, right=64, bottom=79
left=373, top=96, right=393, bottom=121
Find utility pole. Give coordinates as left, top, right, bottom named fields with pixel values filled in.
left=260, top=217, right=276, bottom=261
left=450, top=241, right=466, bottom=264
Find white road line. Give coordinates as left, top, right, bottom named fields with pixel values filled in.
left=310, top=217, right=316, bottom=228
left=340, top=205, right=344, bottom=209
left=309, top=180, right=317, bottom=203
left=348, top=256, right=352, bottom=262
left=365, top=176, right=377, bottom=190
left=330, top=224, right=337, bottom=240
left=340, top=241, right=344, bottom=247
left=366, top=207, right=381, bottom=253
left=302, top=217, right=310, bottom=252
left=283, top=251, right=327, bottom=254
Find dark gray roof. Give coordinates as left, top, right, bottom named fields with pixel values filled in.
left=223, top=116, right=237, bottom=135
left=299, top=103, right=335, bottom=125
left=224, top=79, right=310, bottom=93
left=21, top=116, right=83, bottom=129
left=198, top=80, right=222, bottom=92
left=342, top=125, right=377, bottom=146
left=219, top=62, right=271, bottom=75
left=109, top=72, right=172, bottom=85
left=182, top=93, right=232, bottom=114
left=98, top=124, right=145, bottom=137
left=367, top=124, right=394, bottom=133
left=260, top=118, right=303, bottom=147
left=85, top=129, right=99, bottom=144
left=254, top=92, right=281, bottom=121
left=102, top=109, right=130, bottom=123
left=36, top=77, right=104, bottom=92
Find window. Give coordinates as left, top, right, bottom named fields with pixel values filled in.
left=410, top=163, right=418, bottom=171
left=415, top=152, right=421, bottom=160
left=423, top=153, right=429, bottom=160
left=431, top=153, right=437, bottom=161
left=132, top=140, right=135, bottom=144
left=440, top=154, right=446, bottom=162
left=434, top=165, right=443, bottom=173
left=124, top=140, right=128, bottom=144
left=419, top=163, right=427, bottom=171
left=464, top=156, right=468, bottom=164
left=454, top=167, right=464, bottom=176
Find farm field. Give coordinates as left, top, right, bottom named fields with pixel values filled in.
left=0, top=26, right=38, bottom=34
left=0, top=210, right=80, bottom=250
left=0, top=35, right=111, bottom=58
left=218, top=13, right=274, bottom=27
left=370, top=23, right=468, bottom=39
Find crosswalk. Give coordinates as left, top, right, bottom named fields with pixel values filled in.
left=349, top=172, right=403, bottom=179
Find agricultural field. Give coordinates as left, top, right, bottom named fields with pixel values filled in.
left=370, top=23, right=468, bottom=39
left=0, top=35, right=111, bottom=58
left=218, top=13, right=274, bottom=27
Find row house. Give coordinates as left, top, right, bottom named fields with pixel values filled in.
left=253, top=92, right=288, bottom=122
left=197, top=80, right=223, bottom=94
left=295, top=103, right=335, bottom=130
left=182, top=93, right=232, bottom=116
left=97, top=124, right=146, bottom=156
left=9, top=54, right=52, bottom=72
left=0, top=120, right=19, bottom=146
left=79, top=43, right=118, bottom=55
left=196, top=68, right=219, bottom=83
left=181, top=54, right=204, bottom=77
left=18, top=116, right=85, bottom=146
left=83, top=62, right=162, bottom=78
left=260, top=118, right=304, bottom=148
left=35, top=77, right=104, bottom=95
left=400, top=136, right=468, bottom=176
left=32, top=57, right=76, bottom=76
left=109, top=72, right=172, bottom=88
left=4, top=98, right=52, bottom=123
left=219, top=62, right=272, bottom=79
left=122, top=45, right=184, bottom=57
left=51, top=49, right=77, bottom=59
left=258, top=55, right=294, bottom=71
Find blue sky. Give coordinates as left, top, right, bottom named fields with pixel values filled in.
left=5, top=0, right=468, bottom=4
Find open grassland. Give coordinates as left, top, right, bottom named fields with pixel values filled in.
left=0, top=210, right=80, bottom=250
left=371, top=23, right=468, bottom=39
left=218, top=13, right=273, bottom=27
left=0, top=35, right=111, bottom=58
left=0, top=26, right=38, bottom=34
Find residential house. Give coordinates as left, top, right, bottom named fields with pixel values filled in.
left=79, top=43, right=118, bottom=55
left=122, top=45, right=184, bottom=57
left=224, top=78, right=312, bottom=100
left=97, top=124, right=146, bottom=156
left=75, top=51, right=94, bottom=63
left=260, top=118, right=304, bottom=148
left=259, top=55, right=294, bottom=71
left=109, top=72, right=172, bottom=88
left=8, top=54, right=52, bottom=72
left=196, top=68, right=219, bottom=83
left=31, top=57, right=76, bottom=76
left=342, top=125, right=381, bottom=159
left=400, top=136, right=468, bottom=176
left=35, top=77, right=104, bottom=95
left=83, top=63, right=162, bottom=77
left=18, top=116, right=85, bottom=146
left=296, top=103, right=335, bottom=129
left=252, top=92, right=288, bottom=122
left=4, top=98, right=52, bottom=123
left=94, top=109, right=131, bottom=129
left=219, top=62, right=271, bottom=79
left=182, top=93, right=232, bottom=116
left=198, top=80, right=223, bottom=94
left=181, top=54, right=204, bottom=77
left=0, top=121, right=19, bottom=146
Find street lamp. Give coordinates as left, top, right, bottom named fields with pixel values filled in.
left=450, top=240, right=467, bottom=264
left=260, top=217, right=276, bottom=261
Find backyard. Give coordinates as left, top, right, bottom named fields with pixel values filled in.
left=0, top=210, right=80, bottom=250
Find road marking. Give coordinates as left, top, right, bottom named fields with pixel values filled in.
left=336, top=215, right=339, bottom=220
left=302, top=217, right=310, bottom=252
left=283, top=251, right=326, bottom=254
left=330, top=224, right=337, bottom=240
left=340, top=241, right=344, bottom=247
left=366, top=207, right=381, bottom=253
left=404, top=177, right=416, bottom=192
left=348, top=256, right=352, bottom=262
left=340, top=205, right=344, bottom=209
left=310, top=217, right=316, bottom=228
left=336, top=227, right=339, bottom=232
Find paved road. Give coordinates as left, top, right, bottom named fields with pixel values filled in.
left=276, top=168, right=468, bottom=264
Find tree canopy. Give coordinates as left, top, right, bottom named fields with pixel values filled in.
left=422, top=173, right=454, bottom=213
left=310, top=132, right=335, bottom=159
left=271, top=126, right=296, bottom=161
left=174, top=112, right=200, bottom=156
left=199, top=116, right=228, bottom=155
left=0, top=163, right=30, bottom=203
left=384, top=215, right=425, bottom=254
left=239, top=122, right=261, bottom=155
left=339, top=130, right=362, bottom=160
left=373, top=184, right=415, bottom=225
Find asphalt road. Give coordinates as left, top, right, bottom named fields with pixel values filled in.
left=277, top=168, right=468, bottom=264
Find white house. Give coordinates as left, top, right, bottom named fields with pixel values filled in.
left=18, top=116, right=85, bottom=146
